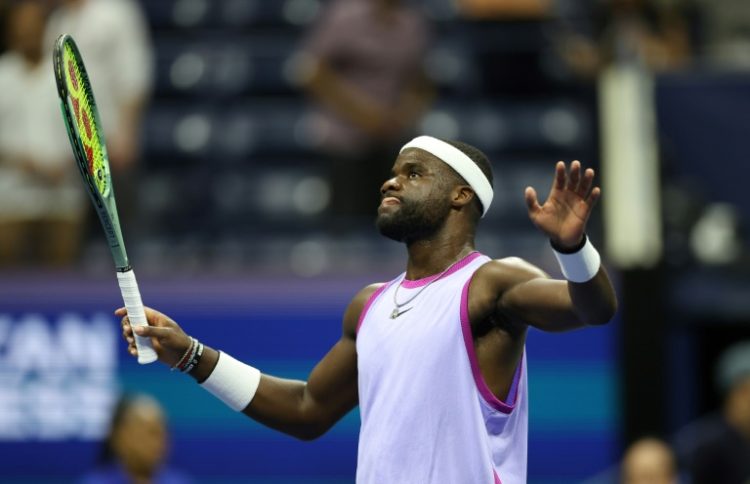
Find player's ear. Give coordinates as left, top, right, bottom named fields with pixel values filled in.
left=451, top=185, right=475, bottom=209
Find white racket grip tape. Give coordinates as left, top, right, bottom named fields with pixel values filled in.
left=116, top=269, right=158, bottom=364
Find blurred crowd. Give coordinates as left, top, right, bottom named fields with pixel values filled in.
left=617, top=341, right=750, bottom=484
left=0, top=0, right=748, bottom=270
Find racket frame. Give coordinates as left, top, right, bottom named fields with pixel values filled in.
left=53, top=34, right=129, bottom=271
left=53, top=34, right=157, bottom=364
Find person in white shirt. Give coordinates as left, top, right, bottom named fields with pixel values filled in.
left=45, top=0, right=154, bottom=173
left=44, top=0, right=154, bottom=227
left=0, top=1, right=85, bottom=266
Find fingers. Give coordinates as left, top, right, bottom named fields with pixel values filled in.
left=122, top=317, right=132, bottom=335
left=525, top=186, right=541, bottom=215
left=133, top=324, right=172, bottom=340
left=120, top=316, right=169, bottom=339
left=120, top=316, right=138, bottom=358
left=122, top=317, right=134, bottom=340
left=567, top=160, right=581, bottom=191
left=556, top=160, right=597, bottom=199
left=578, top=167, right=595, bottom=198
left=143, top=306, right=173, bottom=327
left=553, top=161, right=565, bottom=190
left=586, top=186, right=601, bottom=207
left=120, top=312, right=169, bottom=357
left=116, top=306, right=175, bottom=328
left=117, top=306, right=187, bottom=362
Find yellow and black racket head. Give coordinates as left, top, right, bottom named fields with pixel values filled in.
left=53, top=34, right=128, bottom=269
left=53, top=34, right=111, bottom=199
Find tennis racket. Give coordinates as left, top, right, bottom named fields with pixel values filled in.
left=53, top=34, right=157, bottom=364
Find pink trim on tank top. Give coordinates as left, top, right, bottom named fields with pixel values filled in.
left=356, top=283, right=390, bottom=334
left=400, top=251, right=482, bottom=288
left=494, top=470, right=502, bottom=484
left=459, top=275, right=523, bottom=414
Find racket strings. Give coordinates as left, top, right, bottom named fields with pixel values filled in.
left=63, top=43, right=109, bottom=197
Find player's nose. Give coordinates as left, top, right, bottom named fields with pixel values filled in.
left=380, top=176, right=401, bottom=196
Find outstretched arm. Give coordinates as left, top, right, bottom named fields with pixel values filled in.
left=118, top=284, right=382, bottom=440
left=480, top=161, right=617, bottom=331
left=496, top=261, right=616, bottom=331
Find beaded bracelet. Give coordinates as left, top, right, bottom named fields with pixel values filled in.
left=177, top=338, right=199, bottom=372
left=182, top=341, right=204, bottom=374
left=171, top=337, right=195, bottom=372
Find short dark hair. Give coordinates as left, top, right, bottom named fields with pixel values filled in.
left=440, top=139, right=493, bottom=216
left=443, top=140, right=494, bottom=188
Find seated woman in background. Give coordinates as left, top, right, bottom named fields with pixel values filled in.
left=80, top=393, right=192, bottom=484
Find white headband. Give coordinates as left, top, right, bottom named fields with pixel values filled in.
left=400, top=136, right=493, bottom=216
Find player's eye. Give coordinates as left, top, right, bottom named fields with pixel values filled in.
left=408, top=171, right=420, bottom=179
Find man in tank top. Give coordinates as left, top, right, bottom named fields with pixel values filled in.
left=119, top=135, right=617, bottom=483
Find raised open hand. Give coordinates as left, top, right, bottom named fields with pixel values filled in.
left=525, top=160, right=601, bottom=251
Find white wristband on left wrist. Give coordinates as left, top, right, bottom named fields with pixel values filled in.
left=552, top=236, right=601, bottom=283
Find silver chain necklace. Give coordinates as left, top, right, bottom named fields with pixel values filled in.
left=390, top=255, right=467, bottom=319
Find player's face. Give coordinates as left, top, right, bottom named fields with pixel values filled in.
left=376, top=150, right=453, bottom=243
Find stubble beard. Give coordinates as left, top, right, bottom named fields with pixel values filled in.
left=376, top=195, right=452, bottom=244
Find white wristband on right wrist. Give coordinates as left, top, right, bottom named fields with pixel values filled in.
left=200, top=351, right=261, bottom=412
left=552, top=236, right=601, bottom=283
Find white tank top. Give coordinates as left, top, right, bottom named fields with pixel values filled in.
left=356, top=252, right=528, bottom=484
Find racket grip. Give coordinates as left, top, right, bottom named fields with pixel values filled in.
left=116, top=269, right=158, bottom=364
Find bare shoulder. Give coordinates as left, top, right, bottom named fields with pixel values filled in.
left=342, top=283, right=386, bottom=338
left=350, top=283, right=386, bottom=309
left=473, top=257, right=550, bottom=292
left=467, top=258, right=548, bottom=312
left=495, top=257, right=549, bottom=279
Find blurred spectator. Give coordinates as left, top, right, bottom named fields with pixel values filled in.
left=45, top=0, right=153, bottom=174
left=296, top=0, right=433, bottom=219
left=556, top=0, right=692, bottom=78
left=621, top=437, right=679, bottom=484
left=44, top=0, right=154, bottom=224
left=0, top=0, right=85, bottom=267
left=675, top=341, right=750, bottom=484
left=80, top=393, right=192, bottom=484
left=692, top=0, right=750, bottom=69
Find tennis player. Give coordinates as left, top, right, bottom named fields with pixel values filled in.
left=119, top=136, right=617, bottom=483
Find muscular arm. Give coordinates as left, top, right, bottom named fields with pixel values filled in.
left=121, top=285, right=381, bottom=440
left=495, top=258, right=617, bottom=331
left=187, top=284, right=381, bottom=440
left=471, top=254, right=616, bottom=334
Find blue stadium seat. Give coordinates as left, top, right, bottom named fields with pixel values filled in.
left=418, top=100, right=592, bottom=155
left=140, top=0, right=321, bottom=29
left=153, top=36, right=301, bottom=96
